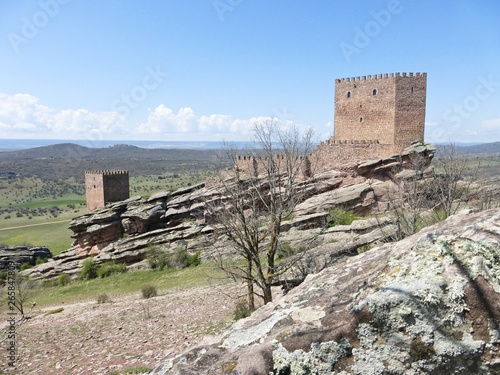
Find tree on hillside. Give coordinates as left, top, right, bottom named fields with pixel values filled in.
left=205, top=119, right=316, bottom=310
left=384, top=143, right=479, bottom=241
left=386, top=151, right=436, bottom=240
left=431, top=144, right=479, bottom=218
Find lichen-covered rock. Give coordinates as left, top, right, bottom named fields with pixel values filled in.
left=147, top=208, right=500, bottom=374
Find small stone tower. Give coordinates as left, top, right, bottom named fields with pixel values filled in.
left=334, top=72, right=427, bottom=156
left=85, top=170, right=130, bottom=212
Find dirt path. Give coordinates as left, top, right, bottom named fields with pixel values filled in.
left=0, top=283, right=240, bottom=375
left=0, top=220, right=71, bottom=231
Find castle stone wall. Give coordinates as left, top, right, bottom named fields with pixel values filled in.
left=85, top=170, right=129, bottom=212
left=393, top=73, right=427, bottom=151
left=236, top=72, right=427, bottom=176
left=334, top=72, right=426, bottom=155
left=311, top=140, right=393, bottom=172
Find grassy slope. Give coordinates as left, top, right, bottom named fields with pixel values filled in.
left=0, top=210, right=83, bottom=254
left=6, top=263, right=226, bottom=311
left=0, top=171, right=212, bottom=255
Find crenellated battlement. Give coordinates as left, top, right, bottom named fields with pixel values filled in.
left=85, top=170, right=130, bottom=212
left=236, top=155, right=308, bottom=161
left=85, top=170, right=129, bottom=176
left=336, top=72, right=426, bottom=83
left=235, top=71, right=427, bottom=176
left=320, top=139, right=380, bottom=146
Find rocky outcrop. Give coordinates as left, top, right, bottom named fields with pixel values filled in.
left=0, top=245, right=52, bottom=270
left=147, top=208, right=500, bottom=374
left=22, top=143, right=436, bottom=280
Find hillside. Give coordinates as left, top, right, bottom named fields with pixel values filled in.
left=0, top=143, right=221, bottom=181
left=457, top=141, right=500, bottom=154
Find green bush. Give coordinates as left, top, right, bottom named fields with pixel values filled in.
left=277, top=242, right=295, bottom=259
left=80, top=258, right=98, bottom=280
left=146, top=244, right=170, bottom=270
left=20, top=262, right=34, bottom=271
left=97, top=261, right=127, bottom=278
left=233, top=299, right=253, bottom=320
left=327, top=208, right=359, bottom=227
left=44, top=307, right=64, bottom=316
left=0, top=270, right=7, bottom=286
left=172, top=248, right=201, bottom=269
left=35, top=256, right=49, bottom=265
left=97, top=293, right=111, bottom=304
left=56, top=273, right=71, bottom=286
left=141, top=284, right=158, bottom=299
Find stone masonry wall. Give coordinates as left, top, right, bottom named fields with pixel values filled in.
left=85, top=170, right=129, bottom=212
left=236, top=72, right=426, bottom=175
left=394, top=73, right=427, bottom=151
left=334, top=72, right=426, bottom=155
left=310, top=140, right=393, bottom=172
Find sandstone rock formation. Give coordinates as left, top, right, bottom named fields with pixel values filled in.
left=22, top=142, right=435, bottom=280
left=0, top=245, right=52, bottom=270
left=147, top=208, right=500, bottom=375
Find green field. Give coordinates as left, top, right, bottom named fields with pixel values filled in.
left=3, top=262, right=226, bottom=311
left=0, top=171, right=212, bottom=255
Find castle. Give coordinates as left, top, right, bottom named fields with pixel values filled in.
left=237, top=72, right=427, bottom=174
left=85, top=170, right=130, bottom=212
left=84, top=72, right=427, bottom=210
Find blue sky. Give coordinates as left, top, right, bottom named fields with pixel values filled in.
left=0, top=0, right=499, bottom=144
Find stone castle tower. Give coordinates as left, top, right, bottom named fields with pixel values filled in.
left=334, top=72, right=427, bottom=156
left=85, top=170, right=130, bottom=212
left=227, top=72, right=427, bottom=175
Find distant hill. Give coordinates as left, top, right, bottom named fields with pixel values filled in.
left=434, top=141, right=500, bottom=156
left=456, top=141, right=500, bottom=155
left=0, top=143, right=222, bottom=181
left=0, top=143, right=218, bottom=161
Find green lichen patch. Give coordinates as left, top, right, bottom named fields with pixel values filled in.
left=272, top=338, right=351, bottom=375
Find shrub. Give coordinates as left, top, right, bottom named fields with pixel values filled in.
left=126, top=366, right=152, bottom=374
left=97, top=261, right=127, bottom=278
left=172, top=248, right=201, bottom=269
left=80, top=258, right=98, bottom=280
left=57, top=273, right=71, bottom=286
left=44, top=307, right=64, bottom=316
left=0, top=270, right=7, bottom=286
left=97, top=293, right=111, bottom=304
left=141, top=284, right=158, bottom=299
left=233, top=298, right=253, bottom=320
left=20, top=262, right=34, bottom=271
left=327, top=208, right=359, bottom=227
left=146, top=244, right=170, bottom=270
left=35, top=256, right=49, bottom=265
left=277, top=242, right=295, bottom=259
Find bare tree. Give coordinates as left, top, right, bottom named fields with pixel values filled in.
left=431, top=144, right=478, bottom=218
left=381, top=143, right=479, bottom=241
left=387, top=152, right=436, bottom=240
left=9, top=274, right=39, bottom=316
left=205, top=119, right=315, bottom=309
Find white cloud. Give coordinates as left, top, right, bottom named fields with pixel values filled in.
left=138, top=105, right=276, bottom=139
left=0, top=92, right=313, bottom=141
left=0, top=92, right=126, bottom=138
left=481, top=118, right=500, bottom=128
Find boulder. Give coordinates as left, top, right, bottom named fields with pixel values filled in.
left=147, top=208, right=500, bottom=374
left=0, top=246, right=52, bottom=270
